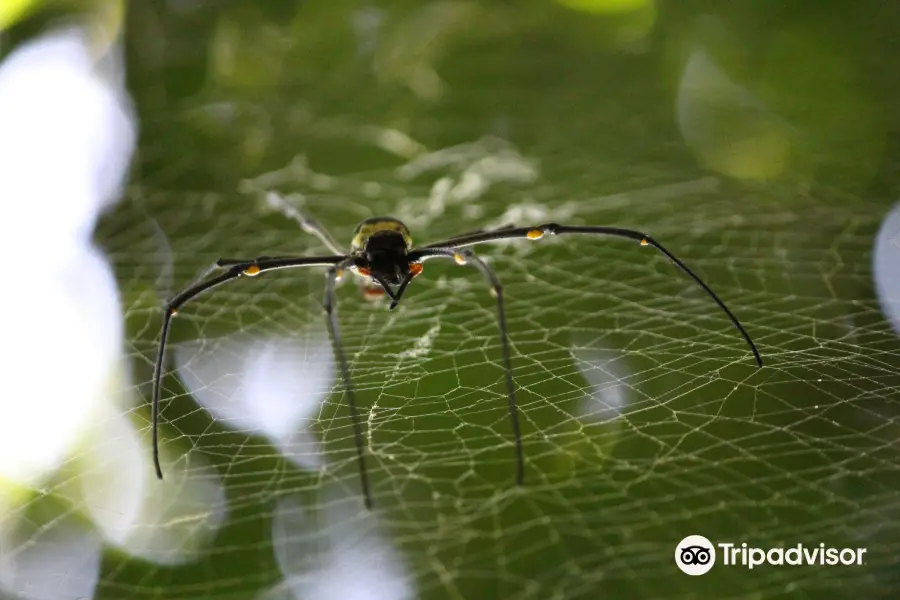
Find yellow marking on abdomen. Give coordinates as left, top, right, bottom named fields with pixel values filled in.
left=351, top=217, right=412, bottom=251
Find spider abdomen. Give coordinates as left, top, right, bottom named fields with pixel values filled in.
left=350, top=217, right=412, bottom=252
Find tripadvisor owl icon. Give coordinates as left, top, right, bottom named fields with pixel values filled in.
left=675, top=535, right=716, bottom=575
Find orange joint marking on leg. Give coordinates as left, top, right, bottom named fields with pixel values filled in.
left=526, top=229, right=544, bottom=240
left=453, top=253, right=467, bottom=265
left=409, top=263, right=424, bottom=277
left=243, top=264, right=261, bottom=276
left=335, top=269, right=344, bottom=281
left=357, top=266, right=371, bottom=277
left=170, top=308, right=179, bottom=316
left=639, top=238, right=649, bottom=246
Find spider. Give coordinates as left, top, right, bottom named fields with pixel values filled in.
left=152, top=212, right=763, bottom=509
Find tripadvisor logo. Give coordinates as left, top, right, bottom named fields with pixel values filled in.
left=675, top=536, right=867, bottom=575
left=675, top=535, right=716, bottom=576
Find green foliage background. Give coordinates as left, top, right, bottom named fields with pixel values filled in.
left=6, top=1, right=900, bottom=598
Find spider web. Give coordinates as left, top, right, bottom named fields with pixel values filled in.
left=84, top=141, right=900, bottom=600
left=5, top=4, right=900, bottom=600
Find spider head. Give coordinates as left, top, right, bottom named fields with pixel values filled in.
left=362, top=231, right=410, bottom=286
left=352, top=220, right=421, bottom=308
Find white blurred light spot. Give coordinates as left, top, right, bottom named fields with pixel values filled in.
left=174, top=333, right=334, bottom=471
left=0, top=27, right=134, bottom=489
left=0, top=28, right=135, bottom=249
left=573, top=347, right=630, bottom=422
left=0, top=509, right=102, bottom=600
left=270, top=495, right=414, bottom=600
left=0, top=244, right=122, bottom=486
left=79, top=407, right=227, bottom=565
left=873, top=203, right=900, bottom=337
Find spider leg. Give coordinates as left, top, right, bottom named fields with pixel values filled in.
left=429, top=223, right=516, bottom=247
left=216, top=255, right=304, bottom=266
left=388, top=272, right=414, bottom=310
left=152, top=254, right=345, bottom=481
left=370, top=273, right=400, bottom=303
left=181, top=256, right=302, bottom=290
left=266, top=192, right=347, bottom=255
left=323, top=260, right=374, bottom=509
left=408, top=247, right=525, bottom=487
left=421, top=224, right=762, bottom=367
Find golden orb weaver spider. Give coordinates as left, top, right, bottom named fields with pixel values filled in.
left=152, top=213, right=763, bottom=509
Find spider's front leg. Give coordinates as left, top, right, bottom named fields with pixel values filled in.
left=323, top=261, right=374, bottom=509
left=151, top=254, right=344, bottom=482
left=177, top=256, right=280, bottom=297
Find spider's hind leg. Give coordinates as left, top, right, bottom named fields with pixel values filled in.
left=266, top=192, right=347, bottom=255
